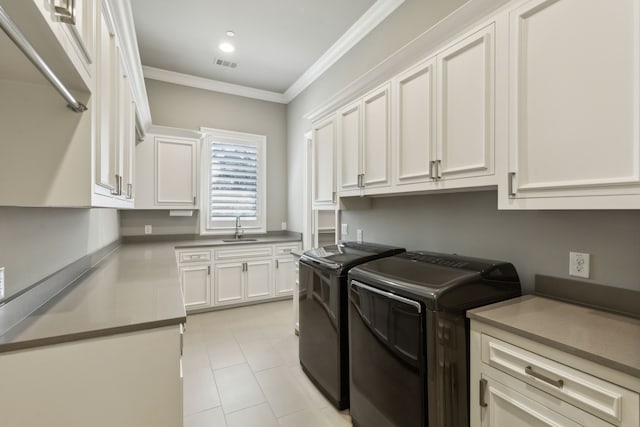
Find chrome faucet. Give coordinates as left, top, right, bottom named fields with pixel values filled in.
left=234, top=216, right=244, bottom=240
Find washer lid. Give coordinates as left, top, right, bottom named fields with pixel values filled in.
left=349, top=251, right=520, bottom=311
left=300, top=241, right=405, bottom=272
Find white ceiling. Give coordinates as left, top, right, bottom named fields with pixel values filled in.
left=131, top=0, right=382, bottom=96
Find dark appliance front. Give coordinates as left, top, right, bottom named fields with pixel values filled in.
left=298, top=242, right=405, bottom=410
left=348, top=251, right=521, bottom=427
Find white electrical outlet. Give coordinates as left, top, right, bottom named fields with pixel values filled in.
left=144, top=225, right=152, bottom=235
left=0, top=267, right=5, bottom=300
left=341, top=223, right=348, bottom=236
left=281, top=222, right=287, bottom=230
left=569, top=251, right=590, bottom=278
left=356, top=229, right=363, bottom=243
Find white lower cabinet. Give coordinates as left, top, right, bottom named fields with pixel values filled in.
left=176, top=242, right=300, bottom=312
left=179, top=264, right=210, bottom=310
left=0, top=325, right=183, bottom=427
left=471, top=323, right=640, bottom=427
left=213, top=262, right=245, bottom=305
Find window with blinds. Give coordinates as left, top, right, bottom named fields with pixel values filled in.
left=210, top=141, right=259, bottom=220
left=201, top=128, right=266, bottom=234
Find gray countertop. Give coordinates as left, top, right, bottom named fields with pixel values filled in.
left=468, top=295, right=640, bottom=378
left=0, top=233, right=303, bottom=354
left=0, top=242, right=186, bottom=354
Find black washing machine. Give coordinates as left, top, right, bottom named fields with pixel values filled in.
left=298, top=241, right=405, bottom=409
left=348, top=251, right=521, bottom=427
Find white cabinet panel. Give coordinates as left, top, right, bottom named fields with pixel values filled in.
left=437, top=25, right=494, bottom=180
left=339, top=101, right=362, bottom=192
left=275, top=257, right=295, bottom=296
left=180, top=264, right=210, bottom=309
left=362, top=83, right=391, bottom=188
left=507, top=0, right=640, bottom=202
left=155, top=137, right=197, bottom=206
left=312, top=115, right=337, bottom=207
left=214, top=262, right=244, bottom=305
left=246, top=260, right=272, bottom=300
left=394, top=58, right=436, bottom=185
left=481, top=375, right=583, bottom=427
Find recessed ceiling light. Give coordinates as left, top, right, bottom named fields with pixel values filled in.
left=226, top=30, right=235, bottom=37
left=219, top=42, right=235, bottom=53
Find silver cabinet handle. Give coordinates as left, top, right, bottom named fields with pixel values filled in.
left=479, top=378, right=488, bottom=407
left=111, top=174, right=120, bottom=196
left=508, top=172, right=516, bottom=197
left=207, top=266, right=211, bottom=275
left=53, top=0, right=76, bottom=25
left=332, top=192, right=336, bottom=203
left=525, top=366, right=564, bottom=388
left=429, top=161, right=435, bottom=179
left=193, top=196, right=196, bottom=205
left=127, top=183, right=133, bottom=199
left=276, top=259, right=279, bottom=268
left=436, top=159, right=442, bottom=180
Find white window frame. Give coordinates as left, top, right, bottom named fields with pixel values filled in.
left=200, top=127, right=267, bottom=235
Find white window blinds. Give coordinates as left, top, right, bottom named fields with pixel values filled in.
left=210, top=141, right=259, bottom=221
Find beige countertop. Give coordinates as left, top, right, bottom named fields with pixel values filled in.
left=468, top=295, right=640, bottom=378
left=0, top=242, right=186, bottom=354
left=122, top=231, right=302, bottom=249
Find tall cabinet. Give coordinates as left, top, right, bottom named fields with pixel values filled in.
left=312, top=114, right=337, bottom=207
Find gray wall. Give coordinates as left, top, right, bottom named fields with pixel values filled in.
left=285, top=0, right=640, bottom=293
left=120, top=210, right=199, bottom=236
left=340, top=192, right=640, bottom=293
left=143, top=79, right=289, bottom=232
left=0, top=208, right=120, bottom=301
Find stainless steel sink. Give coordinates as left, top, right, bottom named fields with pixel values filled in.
left=222, top=238, right=258, bottom=243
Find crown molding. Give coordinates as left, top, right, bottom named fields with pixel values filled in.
left=283, top=0, right=405, bottom=102
left=143, top=66, right=288, bottom=104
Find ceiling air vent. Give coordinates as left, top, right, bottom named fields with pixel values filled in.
left=215, top=58, right=238, bottom=69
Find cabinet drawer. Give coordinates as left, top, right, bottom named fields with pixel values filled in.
left=178, top=250, right=211, bottom=263
left=481, top=334, right=639, bottom=425
left=275, top=243, right=301, bottom=257
left=215, top=245, right=273, bottom=260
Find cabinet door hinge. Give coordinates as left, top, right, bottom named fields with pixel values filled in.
left=479, top=378, right=488, bottom=408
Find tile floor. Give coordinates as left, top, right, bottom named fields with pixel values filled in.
left=182, top=300, right=352, bottom=427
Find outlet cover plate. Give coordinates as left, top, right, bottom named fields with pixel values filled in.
left=341, top=224, right=348, bottom=236
left=144, top=225, right=152, bottom=235
left=356, top=229, right=363, bottom=243
left=569, top=251, right=590, bottom=278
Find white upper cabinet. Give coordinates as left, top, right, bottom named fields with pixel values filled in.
left=362, top=83, right=392, bottom=191
left=437, top=25, right=494, bottom=181
left=393, top=58, right=437, bottom=186
left=503, top=0, right=640, bottom=208
left=312, top=114, right=337, bottom=207
left=337, top=82, right=392, bottom=196
left=134, top=128, right=200, bottom=210
left=155, top=137, right=197, bottom=207
left=338, top=100, right=362, bottom=194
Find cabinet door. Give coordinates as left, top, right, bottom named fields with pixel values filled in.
left=274, top=258, right=295, bottom=296
left=118, top=73, right=135, bottom=202
left=508, top=0, right=640, bottom=200
left=180, top=265, right=211, bottom=310
left=246, top=260, right=272, bottom=300
left=95, top=9, right=118, bottom=195
left=312, top=115, right=337, bottom=206
left=395, top=58, right=437, bottom=185
left=155, top=137, right=197, bottom=206
left=55, top=0, right=95, bottom=79
left=480, top=375, right=583, bottom=427
left=338, top=100, right=362, bottom=192
left=437, top=25, right=494, bottom=181
left=214, top=262, right=244, bottom=305
left=362, top=83, right=391, bottom=188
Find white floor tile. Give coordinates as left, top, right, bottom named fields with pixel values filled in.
left=255, top=366, right=312, bottom=418
left=184, top=407, right=227, bottom=427
left=183, top=366, right=221, bottom=416
left=278, top=409, right=334, bottom=427
left=239, top=338, right=286, bottom=372
left=206, top=336, right=246, bottom=371
left=225, top=403, right=279, bottom=427
left=215, top=363, right=266, bottom=414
